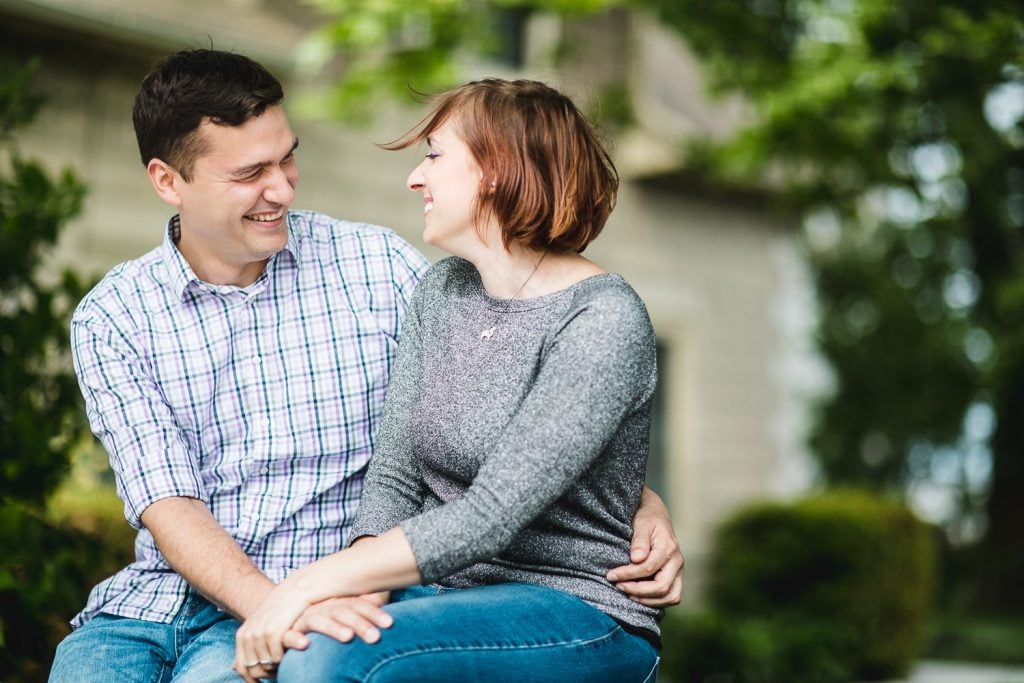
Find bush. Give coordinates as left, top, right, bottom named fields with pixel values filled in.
left=660, top=609, right=856, bottom=683
left=0, top=57, right=126, bottom=682
left=707, top=490, right=937, bottom=681
left=660, top=491, right=937, bottom=683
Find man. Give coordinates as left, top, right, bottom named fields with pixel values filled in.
left=49, top=49, right=683, bottom=682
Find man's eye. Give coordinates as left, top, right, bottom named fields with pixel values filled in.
left=425, top=151, right=440, bottom=160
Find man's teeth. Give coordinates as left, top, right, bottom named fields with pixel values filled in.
left=246, top=210, right=283, bottom=222
left=424, top=201, right=433, bottom=216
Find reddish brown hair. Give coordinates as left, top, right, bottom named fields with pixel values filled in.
left=384, top=79, right=619, bottom=252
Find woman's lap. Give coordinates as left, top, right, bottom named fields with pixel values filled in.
left=277, top=583, right=659, bottom=682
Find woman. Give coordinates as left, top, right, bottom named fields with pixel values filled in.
left=235, top=79, right=662, bottom=682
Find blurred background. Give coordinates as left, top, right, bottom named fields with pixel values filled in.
left=0, top=0, right=1021, bottom=681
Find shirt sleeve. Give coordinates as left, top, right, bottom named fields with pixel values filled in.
left=399, top=288, right=657, bottom=582
left=71, top=309, right=205, bottom=529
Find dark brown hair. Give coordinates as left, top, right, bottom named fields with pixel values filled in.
left=133, top=49, right=284, bottom=181
left=385, top=79, right=619, bottom=252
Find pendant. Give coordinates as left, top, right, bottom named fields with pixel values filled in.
left=479, top=326, right=496, bottom=340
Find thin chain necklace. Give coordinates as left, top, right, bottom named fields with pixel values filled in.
left=479, top=252, right=547, bottom=340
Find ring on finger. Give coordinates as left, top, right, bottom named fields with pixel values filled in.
left=244, top=660, right=260, bottom=668
left=259, top=658, right=277, bottom=666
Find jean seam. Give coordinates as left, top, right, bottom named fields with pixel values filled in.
left=641, top=656, right=660, bottom=683
left=362, top=625, right=623, bottom=681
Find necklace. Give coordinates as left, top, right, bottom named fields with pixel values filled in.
left=479, top=252, right=547, bottom=340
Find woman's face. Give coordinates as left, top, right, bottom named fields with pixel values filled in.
left=406, top=119, right=491, bottom=254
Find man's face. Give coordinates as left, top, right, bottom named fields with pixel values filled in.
left=172, top=105, right=298, bottom=286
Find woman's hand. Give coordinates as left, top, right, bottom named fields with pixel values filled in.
left=232, top=589, right=395, bottom=682
left=292, top=592, right=394, bottom=644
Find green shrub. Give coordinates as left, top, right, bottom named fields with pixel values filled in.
left=661, top=609, right=864, bottom=683
left=927, top=614, right=1024, bottom=665
left=706, top=490, right=937, bottom=681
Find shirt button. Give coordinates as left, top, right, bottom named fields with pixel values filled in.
left=252, top=356, right=261, bottom=365
left=261, top=417, right=271, bottom=427
left=260, top=465, right=270, bottom=474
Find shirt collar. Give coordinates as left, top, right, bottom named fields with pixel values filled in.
left=160, top=214, right=301, bottom=301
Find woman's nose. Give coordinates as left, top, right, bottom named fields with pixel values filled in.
left=407, top=160, right=426, bottom=192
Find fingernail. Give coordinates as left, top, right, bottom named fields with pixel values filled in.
left=366, top=628, right=380, bottom=642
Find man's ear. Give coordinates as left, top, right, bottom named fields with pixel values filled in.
left=146, top=159, right=184, bottom=207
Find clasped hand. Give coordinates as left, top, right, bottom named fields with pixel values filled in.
left=233, top=589, right=393, bottom=682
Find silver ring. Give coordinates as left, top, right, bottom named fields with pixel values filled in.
left=259, top=659, right=276, bottom=666
left=244, top=660, right=260, bottom=668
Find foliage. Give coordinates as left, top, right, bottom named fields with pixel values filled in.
left=697, top=491, right=937, bottom=681
left=0, top=57, right=118, bottom=682
left=927, top=614, right=1024, bottom=665
left=298, top=0, right=623, bottom=120
left=660, top=610, right=857, bottom=683
left=305, top=3, right=1024, bottom=610
left=641, top=0, right=1024, bottom=612
left=659, top=491, right=938, bottom=682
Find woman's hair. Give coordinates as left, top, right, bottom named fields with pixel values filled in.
left=133, top=49, right=284, bottom=181
left=385, top=79, right=619, bottom=253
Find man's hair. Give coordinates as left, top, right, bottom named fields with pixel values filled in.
left=133, top=49, right=284, bottom=181
left=384, top=79, right=619, bottom=253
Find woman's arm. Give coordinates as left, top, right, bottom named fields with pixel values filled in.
left=235, top=284, right=656, bottom=671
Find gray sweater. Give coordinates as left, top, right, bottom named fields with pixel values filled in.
left=351, top=257, right=661, bottom=637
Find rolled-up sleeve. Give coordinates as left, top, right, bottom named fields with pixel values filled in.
left=72, top=312, right=205, bottom=528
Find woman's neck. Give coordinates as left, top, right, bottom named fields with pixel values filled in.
left=470, top=245, right=605, bottom=300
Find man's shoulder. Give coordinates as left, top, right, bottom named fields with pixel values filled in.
left=73, top=245, right=166, bottom=326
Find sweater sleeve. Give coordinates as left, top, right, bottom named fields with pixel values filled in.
left=348, top=272, right=429, bottom=540
left=399, top=286, right=656, bottom=581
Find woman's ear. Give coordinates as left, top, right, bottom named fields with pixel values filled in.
left=146, top=159, right=184, bottom=207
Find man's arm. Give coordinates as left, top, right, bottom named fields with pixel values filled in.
left=609, top=486, right=684, bottom=607
left=140, top=497, right=274, bottom=619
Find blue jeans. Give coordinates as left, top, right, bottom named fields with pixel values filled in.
left=48, top=590, right=240, bottom=682
left=277, top=583, right=660, bottom=682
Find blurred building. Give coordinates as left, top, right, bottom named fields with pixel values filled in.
left=1, top=0, right=824, bottom=601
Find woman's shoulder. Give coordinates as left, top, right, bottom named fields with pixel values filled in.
left=553, top=273, right=655, bottom=347
left=570, top=273, right=650, bottom=321
left=417, top=256, right=477, bottom=291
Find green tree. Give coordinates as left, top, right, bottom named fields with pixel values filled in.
left=644, top=0, right=1023, bottom=613
left=307, top=0, right=1023, bottom=612
left=0, top=58, right=101, bottom=681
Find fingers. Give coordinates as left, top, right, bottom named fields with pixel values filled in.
left=360, top=591, right=390, bottom=607
left=282, top=628, right=311, bottom=651
left=293, top=597, right=394, bottom=644
left=613, top=553, right=685, bottom=607
left=627, top=520, right=653, bottom=565
left=607, top=542, right=671, bottom=583
left=234, top=626, right=286, bottom=681
left=233, top=655, right=279, bottom=682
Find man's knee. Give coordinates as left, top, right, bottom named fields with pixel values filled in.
left=48, top=615, right=170, bottom=683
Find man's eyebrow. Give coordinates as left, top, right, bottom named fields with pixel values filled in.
left=229, top=138, right=299, bottom=178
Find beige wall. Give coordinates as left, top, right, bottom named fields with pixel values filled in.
left=12, top=7, right=823, bottom=603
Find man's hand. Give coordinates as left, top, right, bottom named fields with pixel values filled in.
left=608, top=487, right=684, bottom=607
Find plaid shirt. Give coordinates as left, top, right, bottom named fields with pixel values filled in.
left=70, top=210, right=428, bottom=627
